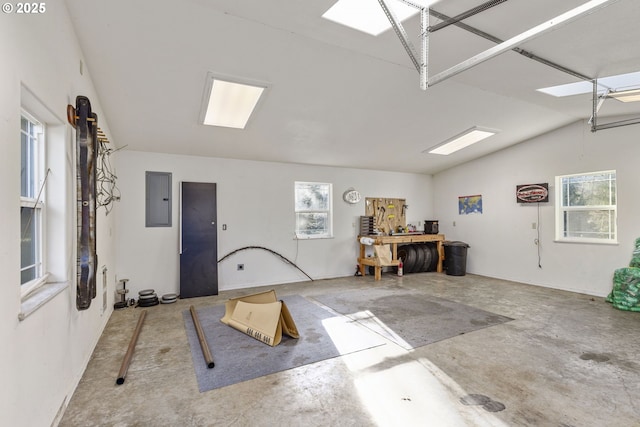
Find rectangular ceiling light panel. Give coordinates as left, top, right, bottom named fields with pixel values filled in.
left=427, top=127, right=497, bottom=155
left=201, top=75, right=266, bottom=129
left=322, top=0, right=438, bottom=36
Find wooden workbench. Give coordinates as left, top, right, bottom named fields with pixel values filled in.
left=357, top=233, right=446, bottom=280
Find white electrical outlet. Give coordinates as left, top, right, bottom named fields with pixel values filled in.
left=532, top=222, right=537, bottom=229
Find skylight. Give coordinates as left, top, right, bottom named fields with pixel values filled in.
left=200, top=74, right=267, bottom=129
left=322, top=0, right=438, bottom=36
left=426, top=127, right=497, bottom=155
left=538, top=71, right=640, bottom=98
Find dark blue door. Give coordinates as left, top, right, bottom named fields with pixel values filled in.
left=180, top=182, right=218, bottom=298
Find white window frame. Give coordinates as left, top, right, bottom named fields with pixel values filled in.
left=294, top=181, right=333, bottom=239
left=555, top=170, right=617, bottom=244
left=18, top=87, right=70, bottom=320
left=20, top=110, right=48, bottom=293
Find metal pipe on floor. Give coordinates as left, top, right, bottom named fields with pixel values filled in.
left=190, top=305, right=215, bottom=369
left=116, top=310, right=147, bottom=385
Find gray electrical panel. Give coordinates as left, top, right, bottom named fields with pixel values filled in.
left=145, top=171, right=172, bottom=227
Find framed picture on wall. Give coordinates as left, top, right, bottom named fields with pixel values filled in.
left=459, top=195, right=483, bottom=215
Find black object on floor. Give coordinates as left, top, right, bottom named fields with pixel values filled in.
left=443, top=241, right=470, bottom=276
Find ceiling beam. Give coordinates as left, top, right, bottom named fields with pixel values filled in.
left=590, top=79, right=640, bottom=132
left=429, top=0, right=509, bottom=33
left=428, top=0, right=618, bottom=87
left=378, top=0, right=421, bottom=72
left=420, top=8, right=428, bottom=90
left=427, top=9, right=593, bottom=81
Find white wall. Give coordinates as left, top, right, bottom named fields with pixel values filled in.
left=433, top=118, right=640, bottom=296
left=0, top=2, right=117, bottom=426
left=115, top=151, right=434, bottom=295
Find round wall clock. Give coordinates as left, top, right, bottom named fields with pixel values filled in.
left=343, top=188, right=362, bottom=204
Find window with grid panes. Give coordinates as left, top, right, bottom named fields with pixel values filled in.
left=294, top=181, right=332, bottom=238
left=555, top=170, right=617, bottom=243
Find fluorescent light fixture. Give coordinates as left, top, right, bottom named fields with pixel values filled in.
left=200, top=73, right=267, bottom=129
left=322, top=0, right=438, bottom=36
left=608, top=88, right=640, bottom=103
left=538, top=70, right=640, bottom=98
left=426, top=127, right=497, bottom=155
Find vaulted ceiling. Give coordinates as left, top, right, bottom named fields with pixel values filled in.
left=64, top=0, right=640, bottom=174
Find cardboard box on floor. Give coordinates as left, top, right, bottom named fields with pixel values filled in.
left=220, top=290, right=299, bottom=346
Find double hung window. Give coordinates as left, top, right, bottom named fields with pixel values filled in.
left=294, top=182, right=332, bottom=239
left=20, top=111, right=46, bottom=285
left=556, top=170, right=617, bottom=243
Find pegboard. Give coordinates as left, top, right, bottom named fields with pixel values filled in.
left=364, top=197, right=407, bottom=235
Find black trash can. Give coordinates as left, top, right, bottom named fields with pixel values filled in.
left=443, top=241, right=470, bottom=276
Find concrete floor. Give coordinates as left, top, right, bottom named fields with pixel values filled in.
left=59, top=273, right=640, bottom=427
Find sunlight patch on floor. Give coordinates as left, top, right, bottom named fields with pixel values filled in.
left=347, top=309, right=412, bottom=349
left=322, top=310, right=509, bottom=427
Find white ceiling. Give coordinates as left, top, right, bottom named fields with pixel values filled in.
left=64, top=0, right=640, bottom=174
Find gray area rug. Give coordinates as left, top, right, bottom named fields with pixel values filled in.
left=312, top=286, right=513, bottom=350
left=183, top=295, right=387, bottom=392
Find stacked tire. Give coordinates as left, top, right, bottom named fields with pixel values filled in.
left=161, top=293, right=178, bottom=304
left=138, top=289, right=159, bottom=307
left=396, top=243, right=439, bottom=274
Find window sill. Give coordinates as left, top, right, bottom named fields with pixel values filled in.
left=554, top=239, right=619, bottom=246
left=294, top=234, right=334, bottom=240
left=19, top=281, right=68, bottom=321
